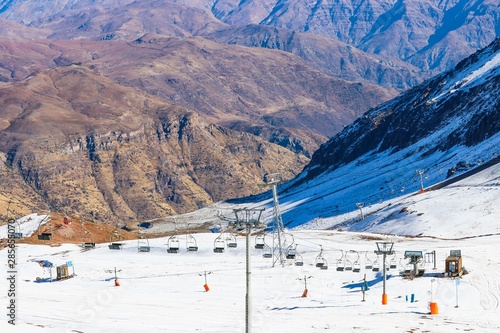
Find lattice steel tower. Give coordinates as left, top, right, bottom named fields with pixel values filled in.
left=265, top=173, right=287, bottom=267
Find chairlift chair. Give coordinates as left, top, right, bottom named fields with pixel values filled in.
left=213, top=233, right=225, bottom=253
left=286, top=245, right=297, bottom=260
left=365, top=251, right=373, bottom=270
left=184, top=223, right=199, bottom=251
left=81, top=222, right=95, bottom=249
left=285, top=234, right=296, bottom=259
left=226, top=231, right=237, bottom=248
left=254, top=233, right=265, bottom=249
left=371, top=255, right=380, bottom=272
left=336, top=250, right=345, bottom=271
left=138, top=236, right=151, bottom=252
left=352, top=251, right=361, bottom=273
left=294, top=250, right=304, bottom=266
left=389, top=253, right=397, bottom=269
left=167, top=235, right=180, bottom=253
left=108, top=228, right=124, bottom=250
left=262, top=245, right=272, bottom=258
left=316, top=246, right=328, bottom=270
left=344, top=251, right=353, bottom=271
left=186, top=234, right=198, bottom=251
left=37, top=212, right=52, bottom=241
left=261, top=234, right=272, bottom=258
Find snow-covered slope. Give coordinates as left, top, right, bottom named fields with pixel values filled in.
left=210, top=37, right=500, bottom=230
left=1, top=228, right=500, bottom=332
left=1, top=40, right=499, bottom=332
left=140, top=38, right=500, bottom=238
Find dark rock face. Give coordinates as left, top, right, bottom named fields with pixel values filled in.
left=209, top=0, right=499, bottom=76
left=0, top=66, right=309, bottom=222
left=303, top=38, right=500, bottom=179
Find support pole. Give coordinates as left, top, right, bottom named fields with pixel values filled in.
left=433, top=251, right=437, bottom=270
left=233, top=208, right=263, bottom=333
left=362, top=274, right=366, bottom=302
left=382, top=253, right=387, bottom=305
left=245, top=222, right=251, bottom=333
left=375, top=242, right=394, bottom=305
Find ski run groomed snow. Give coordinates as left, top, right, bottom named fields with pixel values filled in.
left=1, top=162, right=499, bottom=333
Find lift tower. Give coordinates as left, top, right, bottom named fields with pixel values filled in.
left=264, top=173, right=288, bottom=267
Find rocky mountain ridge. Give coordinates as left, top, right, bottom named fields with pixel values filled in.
left=302, top=37, right=500, bottom=180
left=0, top=35, right=394, bottom=156
left=1, top=0, right=498, bottom=88
left=220, top=37, right=500, bottom=228
left=0, top=0, right=497, bottom=224
left=0, top=65, right=308, bottom=223
left=206, top=0, right=499, bottom=75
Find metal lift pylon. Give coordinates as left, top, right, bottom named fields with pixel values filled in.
left=264, top=173, right=288, bottom=268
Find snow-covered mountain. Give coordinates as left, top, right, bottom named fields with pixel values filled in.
left=207, top=37, right=500, bottom=231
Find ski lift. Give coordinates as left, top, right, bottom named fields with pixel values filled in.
left=390, top=253, right=397, bottom=269
left=344, top=251, right=353, bottom=271
left=138, top=235, right=151, bottom=252
left=185, top=224, right=198, bottom=251
left=81, top=221, right=95, bottom=249
left=166, top=221, right=180, bottom=253
left=262, top=244, right=272, bottom=258
left=315, top=245, right=328, bottom=270
left=255, top=233, right=265, bottom=249
left=167, top=235, right=180, bottom=253
left=336, top=250, right=345, bottom=271
left=108, top=227, right=124, bottom=250
left=285, top=234, right=296, bottom=259
left=365, top=251, right=373, bottom=270
left=372, top=255, right=380, bottom=272
left=213, top=233, right=225, bottom=253
left=286, top=246, right=297, bottom=260
left=351, top=251, right=361, bottom=273
left=225, top=231, right=237, bottom=248
left=260, top=233, right=272, bottom=258
left=8, top=218, right=23, bottom=238
left=294, top=245, right=304, bottom=266
left=37, top=211, right=52, bottom=241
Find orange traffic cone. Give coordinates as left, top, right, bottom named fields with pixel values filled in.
left=301, top=288, right=308, bottom=298
left=114, top=279, right=120, bottom=287
left=204, top=283, right=210, bottom=292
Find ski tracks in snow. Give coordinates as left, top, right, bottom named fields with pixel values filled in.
left=469, top=262, right=500, bottom=329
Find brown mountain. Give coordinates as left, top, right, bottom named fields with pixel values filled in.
left=0, top=65, right=309, bottom=223
left=204, top=24, right=423, bottom=90
left=0, top=36, right=396, bottom=156
left=209, top=0, right=499, bottom=75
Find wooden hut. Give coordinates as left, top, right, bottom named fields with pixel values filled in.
left=445, top=250, right=462, bottom=277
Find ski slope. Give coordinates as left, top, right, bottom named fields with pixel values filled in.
left=1, top=228, right=499, bottom=332
left=1, top=139, right=499, bottom=333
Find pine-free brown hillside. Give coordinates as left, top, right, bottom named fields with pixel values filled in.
left=205, top=24, right=423, bottom=90
left=0, top=36, right=395, bottom=157
left=0, top=65, right=309, bottom=224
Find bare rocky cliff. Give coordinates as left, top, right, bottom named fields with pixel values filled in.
left=0, top=66, right=308, bottom=223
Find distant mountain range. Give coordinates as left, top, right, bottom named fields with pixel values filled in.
left=207, top=0, right=499, bottom=75
left=0, top=0, right=498, bottom=223
left=0, top=0, right=498, bottom=86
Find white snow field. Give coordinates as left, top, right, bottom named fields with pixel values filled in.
left=1, top=228, right=499, bottom=333
left=1, top=154, right=499, bottom=333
